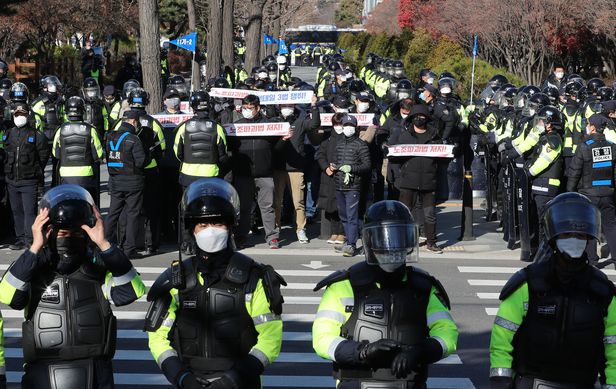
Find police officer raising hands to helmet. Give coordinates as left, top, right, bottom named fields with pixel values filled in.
left=489, top=193, right=616, bottom=389
left=313, top=200, right=458, bottom=389
left=0, top=184, right=145, bottom=389
left=146, top=178, right=285, bottom=389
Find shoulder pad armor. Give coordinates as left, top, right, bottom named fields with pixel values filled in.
left=144, top=293, right=172, bottom=332
left=546, top=133, right=562, bottom=149
left=409, top=266, right=451, bottom=309
left=348, top=262, right=376, bottom=287
left=499, top=268, right=528, bottom=301
left=314, top=269, right=349, bottom=292
left=225, top=252, right=255, bottom=284
left=260, top=262, right=287, bottom=315
left=588, top=266, right=616, bottom=301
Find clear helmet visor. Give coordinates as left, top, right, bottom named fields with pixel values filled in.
left=363, top=224, right=419, bottom=271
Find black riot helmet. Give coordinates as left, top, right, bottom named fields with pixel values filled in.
left=168, top=75, right=188, bottom=99
left=348, top=79, right=367, bottom=94
left=565, top=74, right=585, bottom=86
left=41, top=75, right=62, bottom=94
left=488, top=74, right=509, bottom=90
left=262, top=55, right=275, bottom=66
left=65, top=96, right=85, bottom=121
left=9, top=82, right=29, bottom=103
left=39, top=184, right=96, bottom=230
left=543, top=192, right=600, bottom=257
left=214, top=77, right=230, bottom=89
left=328, top=61, right=341, bottom=73
left=181, top=178, right=240, bottom=229
left=527, top=92, right=550, bottom=114
left=564, top=81, right=583, bottom=100
left=542, top=86, right=560, bottom=105
left=597, top=87, right=613, bottom=102
left=190, top=90, right=211, bottom=112
left=587, top=78, right=605, bottom=95
left=128, top=88, right=150, bottom=108
left=535, top=105, right=564, bottom=134
left=122, top=79, right=140, bottom=99
left=392, top=60, right=405, bottom=77
left=0, top=78, right=12, bottom=100
left=363, top=200, right=419, bottom=272
left=396, top=79, right=414, bottom=100
left=82, top=77, right=100, bottom=102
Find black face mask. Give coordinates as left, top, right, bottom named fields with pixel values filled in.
left=413, top=116, right=427, bottom=129
left=53, top=235, right=89, bottom=275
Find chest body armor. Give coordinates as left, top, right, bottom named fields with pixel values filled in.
left=512, top=262, right=613, bottom=385
left=336, top=264, right=432, bottom=383
left=107, top=130, right=136, bottom=175
left=183, top=119, right=219, bottom=165
left=173, top=255, right=260, bottom=373
left=83, top=101, right=105, bottom=131
left=23, top=265, right=115, bottom=363
left=60, top=122, right=93, bottom=167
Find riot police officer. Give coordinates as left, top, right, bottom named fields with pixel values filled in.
left=102, top=85, right=121, bottom=132
left=82, top=77, right=106, bottom=141
left=489, top=192, right=616, bottom=388
left=0, top=184, right=145, bottom=388
left=52, top=96, right=103, bottom=203
left=567, top=114, right=616, bottom=263
left=146, top=178, right=285, bottom=389
left=105, top=110, right=147, bottom=259
left=31, top=75, right=64, bottom=142
left=313, top=200, right=458, bottom=389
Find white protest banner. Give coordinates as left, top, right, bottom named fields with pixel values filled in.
left=387, top=144, right=455, bottom=158
left=320, top=113, right=375, bottom=127
left=209, top=88, right=314, bottom=105
left=152, top=114, right=195, bottom=128
left=179, top=101, right=193, bottom=113
left=223, top=122, right=290, bottom=137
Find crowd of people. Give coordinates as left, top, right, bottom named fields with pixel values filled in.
left=0, top=39, right=615, bottom=389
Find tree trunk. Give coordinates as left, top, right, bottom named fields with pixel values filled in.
left=245, top=0, right=267, bottom=73
left=138, top=0, right=162, bottom=114
left=206, top=0, right=223, bottom=80
left=222, top=0, right=235, bottom=68
left=272, top=0, right=281, bottom=50
left=187, top=0, right=200, bottom=91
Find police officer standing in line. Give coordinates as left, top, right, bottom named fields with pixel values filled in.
left=52, top=96, right=103, bottom=204
left=102, top=85, right=121, bottom=132
left=567, top=114, right=616, bottom=264
left=313, top=200, right=458, bottom=389
left=146, top=178, right=285, bottom=389
left=489, top=192, right=616, bottom=389
left=81, top=77, right=107, bottom=142
left=0, top=184, right=145, bottom=389
left=104, top=110, right=147, bottom=259
left=2, top=102, right=50, bottom=250
left=124, top=88, right=166, bottom=256
left=173, top=90, right=230, bottom=254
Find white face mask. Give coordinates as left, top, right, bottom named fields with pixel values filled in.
left=440, top=86, right=451, bottom=95
left=398, top=93, right=410, bottom=99
left=555, top=72, right=564, bottom=79
left=281, top=107, right=294, bottom=117
left=426, top=77, right=434, bottom=85
left=242, top=108, right=255, bottom=119
left=13, top=115, right=27, bottom=127
left=536, top=124, right=545, bottom=133
left=194, top=227, right=229, bottom=253
left=338, top=75, right=347, bottom=82
left=47, top=84, right=57, bottom=93
left=556, top=237, right=587, bottom=259
left=400, top=113, right=408, bottom=119
left=586, top=126, right=592, bottom=135
left=528, top=108, right=536, bottom=116
left=343, top=126, right=355, bottom=137
left=257, top=72, right=268, bottom=79
left=357, top=102, right=370, bottom=113
left=333, top=125, right=344, bottom=134
left=164, top=97, right=180, bottom=109
left=268, top=72, right=277, bottom=80
left=279, top=65, right=286, bottom=71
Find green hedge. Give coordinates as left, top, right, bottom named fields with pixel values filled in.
left=338, top=29, right=523, bottom=101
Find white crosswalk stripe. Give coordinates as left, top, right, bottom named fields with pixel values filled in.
left=0, top=262, right=476, bottom=388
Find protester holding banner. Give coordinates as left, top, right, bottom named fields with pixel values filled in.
left=387, top=104, right=444, bottom=254
left=331, top=114, right=371, bottom=257
left=228, top=94, right=281, bottom=249
left=272, top=94, right=321, bottom=244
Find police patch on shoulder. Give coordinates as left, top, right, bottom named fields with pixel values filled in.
left=364, top=303, right=384, bottom=319
left=537, top=305, right=556, bottom=315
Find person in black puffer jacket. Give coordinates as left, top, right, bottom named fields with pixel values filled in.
left=228, top=94, right=280, bottom=248
left=387, top=104, right=443, bottom=253
left=332, top=114, right=371, bottom=257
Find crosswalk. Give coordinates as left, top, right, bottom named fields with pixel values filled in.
left=0, top=256, right=476, bottom=388
left=458, top=264, right=616, bottom=318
